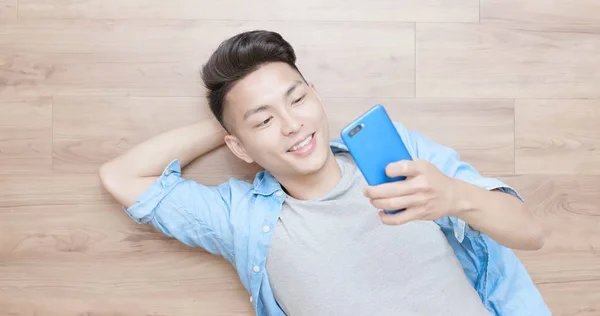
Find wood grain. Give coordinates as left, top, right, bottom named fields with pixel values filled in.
left=416, top=23, right=600, bottom=98
left=18, top=0, right=478, bottom=22
left=0, top=98, right=52, bottom=175
left=0, top=204, right=252, bottom=315
left=0, top=174, right=113, bottom=207
left=0, top=299, right=252, bottom=316
left=482, top=0, right=600, bottom=31
left=536, top=281, right=600, bottom=316
left=52, top=96, right=262, bottom=181
left=1, top=204, right=182, bottom=256
left=503, top=175, right=600, bottom=315
left=3, top=0, right=600, bottom=314
left=326, top=98, right=515, bottom=176
left=0, top=20, right=414, bottom=98
left=516, top=99, right=600, bottom=174
left=52, top=96, right=209, bottom=174
left=0, top=0, right=16, bottom=19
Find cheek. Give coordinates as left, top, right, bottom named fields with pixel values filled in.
left=303, top=101, right=326, bottom=121
left=246, top=132, right=282, bottom=156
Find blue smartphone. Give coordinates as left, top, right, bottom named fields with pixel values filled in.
left=340, top=104, right=413, bottom=214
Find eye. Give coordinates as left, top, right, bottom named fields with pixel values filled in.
left=256, top=117, right=273, bottom=128
left=292, top=94, right=306, bottom=105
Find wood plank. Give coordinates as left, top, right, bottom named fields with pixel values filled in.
left=327, top=98, right=515, bottom=176
left=0, top=204, right=180, bottom=256
left=0, top=174, right=113, bottom=207
left=536, top=280, right=600, bottom=316
left=0, top=260, right=251, bottom=315
left=0, top=204, right=252, bottom=315
left=18, top=0, right=478, bottom=22
left=0, top=58, right=203, bottom=98
left=501, top=175, right=600, bottom=315
left=0, top=0, right=17, bottom=19
left=0, top=299, right=252, bottom=316
left=516, top=99, right=600, bottom=174
left=0, top=98, right=52, bottom=175
left=482, top=0, right=600, bottom=31
left=0, top=20, right=414, bottom=98
left=52, top=96, right=262, bottom=181
left=416, top=23, right=600, bottom=98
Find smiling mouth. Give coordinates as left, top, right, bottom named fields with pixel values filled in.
left=288, top=133, right=315, bottom=152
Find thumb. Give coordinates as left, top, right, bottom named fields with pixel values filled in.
left=385, top=160, right=421, bottom=178
left=379, top=208, right=421, bottom=225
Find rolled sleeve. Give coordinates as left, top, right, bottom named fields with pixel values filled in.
left=122, top=159, right=234, bottom=259
left=123, top=159, right=184, bottom=224
left=407, top=129, right=524, bottom=243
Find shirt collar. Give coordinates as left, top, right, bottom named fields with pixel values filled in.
left=251, top=139, right=349, bottom=196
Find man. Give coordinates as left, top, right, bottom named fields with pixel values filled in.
left=99, top=30, right=549, bottom=315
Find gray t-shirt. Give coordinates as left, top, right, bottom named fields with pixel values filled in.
left=265, top=152, right=490, bottom=316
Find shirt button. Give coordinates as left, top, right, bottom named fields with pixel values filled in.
left=165, top=170, right=171, bottom=176
left=253, top=266, right=260, bottom=273
left=275, top=191, right=283, bottom=197
left=250, top=296, right=253, bottom=303
left=263, top=226, right=270, bottom=233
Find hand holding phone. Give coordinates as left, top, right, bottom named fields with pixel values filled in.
left=340, top=104, right=413, bottom=214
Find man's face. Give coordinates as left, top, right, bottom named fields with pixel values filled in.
left=223, top=62, right=331, bottom=179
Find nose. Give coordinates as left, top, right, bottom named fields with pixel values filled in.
left=281, top=111, right=302, bottom=136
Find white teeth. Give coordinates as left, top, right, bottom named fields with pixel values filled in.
left=291, top=134, right=313, bottom=151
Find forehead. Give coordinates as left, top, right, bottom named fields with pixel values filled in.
left=225, top=62, right=304, bottom=117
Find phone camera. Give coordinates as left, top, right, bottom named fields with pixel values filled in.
left=349, top=123, right=364, bottom=137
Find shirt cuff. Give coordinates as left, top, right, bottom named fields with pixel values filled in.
left=122, top=159, right=183, bottom=224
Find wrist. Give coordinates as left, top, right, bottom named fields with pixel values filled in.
left=450, top=179, right=480, bottom=218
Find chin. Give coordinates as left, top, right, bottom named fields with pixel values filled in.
left=294, top=146, right=330, bottom=175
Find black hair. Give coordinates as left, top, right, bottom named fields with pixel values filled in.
left=200, top=30, right=304, bottom=131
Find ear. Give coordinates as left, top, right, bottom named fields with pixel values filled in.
left=224, top=134, right=254, bottom=164
left=309, top=82, right=320, bottom=98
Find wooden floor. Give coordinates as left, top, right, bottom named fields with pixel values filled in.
left=1, top=1, right=599, bottom=315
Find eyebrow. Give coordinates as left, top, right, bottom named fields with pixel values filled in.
left=284, top=80, right=304, bottom=98
left=242, top=80, right=304, bottom=121
left=243, top=104, right=270, bottom=121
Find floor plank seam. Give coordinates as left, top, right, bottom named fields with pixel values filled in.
left=513, top=98, right=516, bottom=175
left=414, top=22, right=417, bottom=98
left=51, top=96, right=55, bottom=174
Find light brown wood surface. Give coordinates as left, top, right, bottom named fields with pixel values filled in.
left=0, top=98, right=52, bottom=175
left=0, top=0, right=16, bottom=19
left=0, top=20, right=414, bottom=98
left=18, top=0, right=478, bottom=22
left=481, top=0, right=600, bottom=30
left=516, top=99, right=600, bottom=175
left=416, top=23, right=600, bottom=98
left=1, top=0, right=599, bottom=315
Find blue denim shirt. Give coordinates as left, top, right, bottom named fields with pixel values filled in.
left=124, top=121, right=550, bottom=316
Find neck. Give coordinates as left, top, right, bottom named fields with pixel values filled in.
left=277, top=150, right=341, bottom=200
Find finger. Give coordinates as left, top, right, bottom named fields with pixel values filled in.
left=370, top=195, right=424, bottom=211
left=363, top=179, right=420, bottom=199
left=385, top=160, right=422, bottom=178
left=379, top=208, right=423, bottom=225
